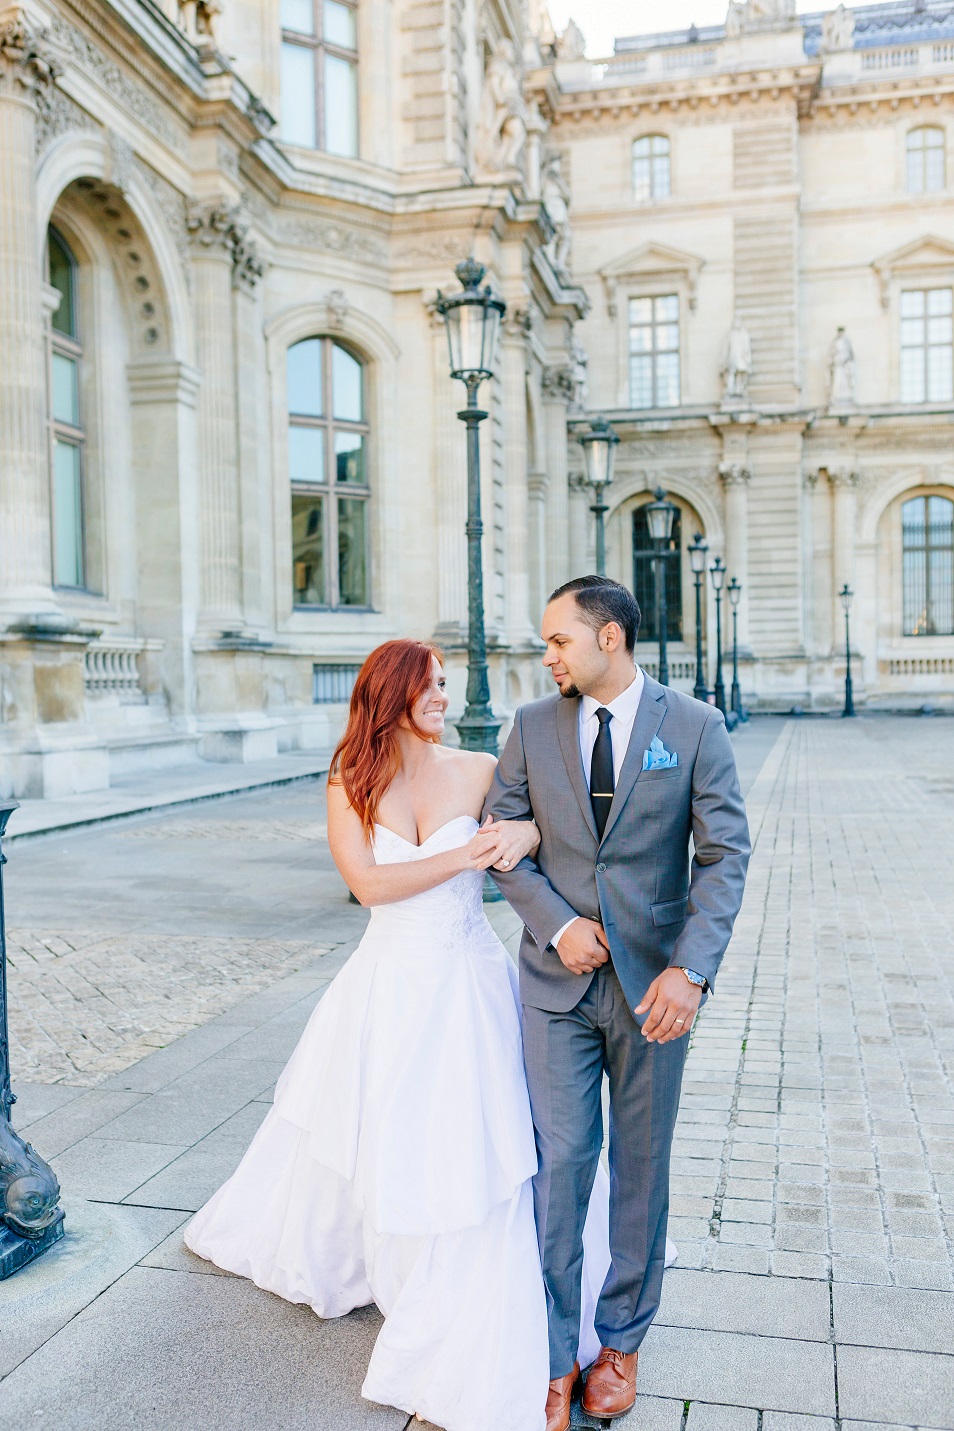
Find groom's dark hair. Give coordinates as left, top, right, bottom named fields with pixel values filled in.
left=548, top=575, right=641, bottom=655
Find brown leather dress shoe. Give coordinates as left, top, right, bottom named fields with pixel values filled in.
left=581, top=1347, right=638, bottom=1419
left=545, top=1361, right=580, bottom=1431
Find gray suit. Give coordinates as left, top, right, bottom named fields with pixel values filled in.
left=485, top=674, right=749, bottom=1376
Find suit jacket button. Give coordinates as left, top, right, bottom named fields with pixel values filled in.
left=596, top=862, right=607, bottom=873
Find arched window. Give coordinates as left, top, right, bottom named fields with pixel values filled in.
left=632, top=135, right=670, bottom=202
left=280, top=0, right=358, bottom=154
left=47, top=227, right=86, bottom=589
left=902, top=494, right=954, bottom=636
left=632, top=503, right=683, bottom=644
left=288, top=337, right=370, bottom=608
left=906, top=127, right=945, bottom=194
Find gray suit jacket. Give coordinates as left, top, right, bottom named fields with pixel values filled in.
left=484, top=674, right=750, bottom=1016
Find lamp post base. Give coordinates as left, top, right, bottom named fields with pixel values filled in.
left=0, top=1211, right=65, bottom=1280
left=455, top=711, right=502, bottom=755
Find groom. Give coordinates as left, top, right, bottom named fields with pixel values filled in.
left=486, top=576, right=750, bottom=1428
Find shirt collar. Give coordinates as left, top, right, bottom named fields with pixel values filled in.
left=580, top=667, right=645, bottom=726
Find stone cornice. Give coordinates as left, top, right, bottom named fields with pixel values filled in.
left=553, top=63, right=820, bottom=125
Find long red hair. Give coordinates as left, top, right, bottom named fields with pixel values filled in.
left=330, top=639, right=444, bottom=836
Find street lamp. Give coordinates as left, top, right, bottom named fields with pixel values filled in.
left=840, top=583, right=856, bottom=718
left=709, top=556, right=727, bottom=715
left=0, top=801, right=65, bottom=1278
left=688, top=533, right=709, bottom=703
left=728, top=577, right=744, bottom=719
left=644, top=488, right=678, bottom=687
left=579, top=418, right=620, bottom=577
left=436, top=258, right=506, bottom=755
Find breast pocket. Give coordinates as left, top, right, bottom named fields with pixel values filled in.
left=636, top=766, right=686, bottom=785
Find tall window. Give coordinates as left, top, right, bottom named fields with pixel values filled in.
left=47, top=227, right=86, bottom=589
left=900, top=288, right=953, bottom=403
left=902, top=495, right=954, bottom=636
left=633, top=504, right=683, bottom=645
left=289, top=337, right=370, bottom=608
left=632, top=135, right=670, bottom=202
left=907, top=127, right=945, bottom=194
left=280, top=0, right=358, bottom=155
left=629, top=295, right=680, bottom=409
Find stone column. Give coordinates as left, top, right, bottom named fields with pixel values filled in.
left=429, top=301, right=467, bottom=644
left=500, top=308, right=535, bottom=647
left=231, top=234, right=268, bottom=635
left=719, top=461, right=751, bottom=650
left=541, top=364, right=574, bottom=592
left=568, top=471, right=590, bottom=577
left=828, top=465, right=859, bottom=651
left=186, top=200, right=245, bottom=634
left=0, top=13, right=60, bottom=619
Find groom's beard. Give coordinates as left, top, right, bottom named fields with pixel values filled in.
left=558, top=682, right=581, bottom=699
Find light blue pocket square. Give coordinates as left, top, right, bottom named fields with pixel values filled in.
left=642, top=736, right=679, bottom=771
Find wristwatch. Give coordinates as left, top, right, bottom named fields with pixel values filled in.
left=680, top=968, right=708, bottom=991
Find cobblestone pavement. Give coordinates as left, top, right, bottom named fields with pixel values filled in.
left=668, top=717, right=954, bottom=1307
left=4, top=781, right=367, bottom=1088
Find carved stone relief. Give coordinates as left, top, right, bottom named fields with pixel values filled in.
left=0, top=14, right=61, bottom=101
left=35, top=86, right=97, bottom=155
left=474, top=37, right=528, bottom=176
left=50, top=17, right=186, bottom=153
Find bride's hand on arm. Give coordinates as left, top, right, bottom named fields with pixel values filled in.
left=467, top=818, right=540, bottom=872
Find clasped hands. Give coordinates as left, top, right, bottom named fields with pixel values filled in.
left=555, top=920, right=701, bottom=1044
left=462, top=815, right=540, bottom=873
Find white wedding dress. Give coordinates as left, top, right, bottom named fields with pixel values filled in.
left=184, top=814, right=612, bottom=1431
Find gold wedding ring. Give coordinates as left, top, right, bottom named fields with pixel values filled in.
left=675, top=1018, right=686, bottom=1025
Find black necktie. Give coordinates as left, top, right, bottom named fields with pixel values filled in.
left=590, top=707, right=615, bottom=840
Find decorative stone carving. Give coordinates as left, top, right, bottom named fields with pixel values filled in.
left=187, top=200, right=263, bottom=290
left=541, top=365, right=574, bottom=402
left=556, top=19, right=586, bottom=61
left=821, top=5, right=855, bottom=53
left=326, top=289, right=348, bottom=328
left=725, top=0, right=796, bottom=37
left=282, top=216, right=387, bottom=263
left=34, top=85, right=96, bottom=155
left=721, top=314, right=752, bottom=405
left=719, top=461, right=751, bottom=486
left=177, top=0, right=222, bottom=44
left=828, top=326, right=856, bottom=408
left=106, top=131, right=134, bottom=195
left=541, top=150, right=571, bottom=280
left=50, top=17, right=185, bottom=153
left=570, top=336, right=589, bottom=411
left=134, top=156, right=191, bottom=280
left=0, top=13, right=61, bottom=101
left=475, top=38, right=528, bottom=175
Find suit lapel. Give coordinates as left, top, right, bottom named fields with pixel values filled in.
left=600, top=674, right=667, bottom=845
left=556, top=693, right=599, bottom=841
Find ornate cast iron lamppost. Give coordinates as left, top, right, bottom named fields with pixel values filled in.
left=644, top=488, right=679, bottom=688
left=579, top=418, right=620, bottom=577
left=728, top=577, right=744, bottom=720
left=0, top=801, right=65, bottom=1278
left=436, top=259, right=506, bottom=754
left=840, top=583, right=856, bottom=718
left=710, top=556, right=727, bottom=715
left=689, top=533, right=709, bottom=703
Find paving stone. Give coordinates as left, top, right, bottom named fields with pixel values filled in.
left=837, top=1345, right=954, bottom=1427
left=658, top=1270, right=829, bottom=1341
left=52, top=1135, right=189, bottom=1203
left=833, top=1284, right=954, bottom=1354
left=637, top=1326, right=835, bottom=1416
left=571, top=1395, right=684, bottom=1430
left=10, top=1088, right=145, bottom=1159
left=687, top=1404, right=758, bottom=1430
left=761, top=1417, right=836, bottom=1431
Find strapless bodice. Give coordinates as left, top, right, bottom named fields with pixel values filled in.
left=368, top=815, right=486, bottom=943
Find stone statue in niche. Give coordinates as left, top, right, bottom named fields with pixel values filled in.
left=475, top=38, right=528, bottom=174
left=177, top=0, right=221, bottom=44
left=829, top=326, right=856, bottom=407
left=570, top=336, right=589, bottom=412
left=556, top=19, right=586, bottom=61
left=821, top=5, right=855, bottom=52
left=541, top=151, right=572, bottom=279
left=721, top=314, right=752, bottom=405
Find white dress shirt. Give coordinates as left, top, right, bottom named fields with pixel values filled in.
left=553, top=667, right=645, bottom=951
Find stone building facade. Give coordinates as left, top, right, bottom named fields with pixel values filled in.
left=1, top=0, right=953, bottom=800
left=0, top=0, right=587, bottom=797
left=557, top=0, right=954, bottom=714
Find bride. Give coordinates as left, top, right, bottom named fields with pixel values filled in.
left=185, top=640, right=621, bottom=1429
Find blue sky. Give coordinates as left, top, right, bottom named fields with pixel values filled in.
left=547, top=1, right=820, bottom=57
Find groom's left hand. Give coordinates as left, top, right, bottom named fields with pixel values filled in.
left=635, top=969, right=703, bottom=1043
